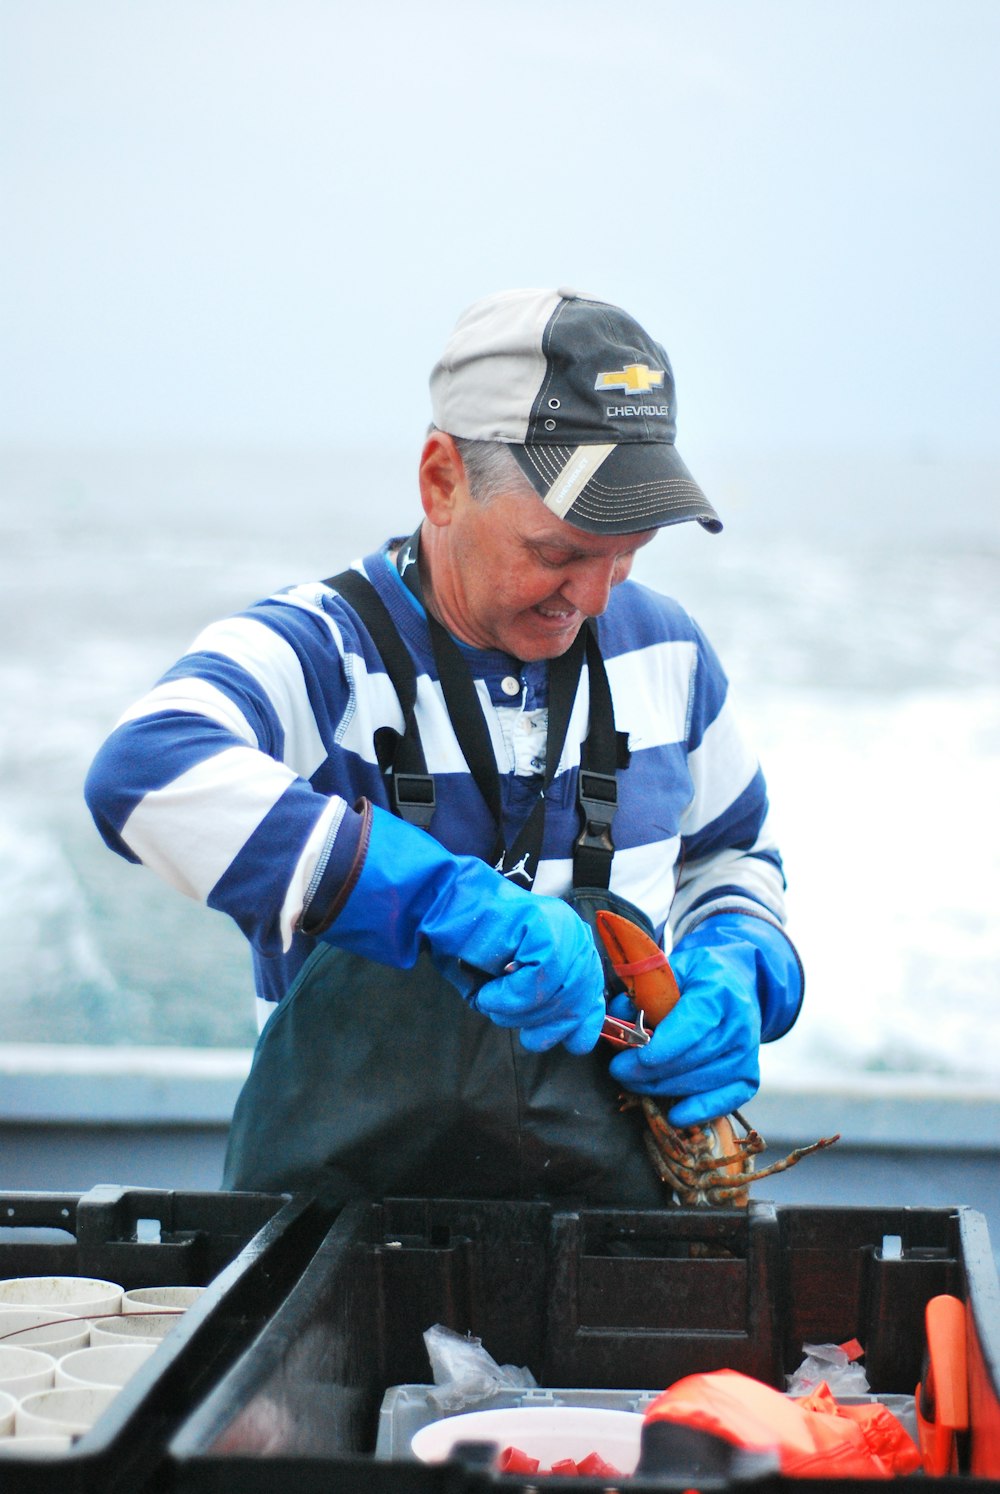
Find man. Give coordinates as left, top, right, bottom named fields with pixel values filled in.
left=85, top=287, right=802, bottom=1205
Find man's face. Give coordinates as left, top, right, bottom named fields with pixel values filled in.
left=425, top=477, right=657, bottom=662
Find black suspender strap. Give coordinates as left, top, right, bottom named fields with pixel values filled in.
left=327, top=540, right=627, bottom=888
left=325, top=567, right=436, bottom=830
left=424, top=608, right=505, bottom=834
left=399, top=529, right=588, bottom=886
left=396, top=529, right=624, bottom=890
left=572, top=621, right=630, bottom=888
left=426, top=599, right=587, bottom=885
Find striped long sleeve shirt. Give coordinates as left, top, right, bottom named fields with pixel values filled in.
left=85, top=542, right=788, bottom=1030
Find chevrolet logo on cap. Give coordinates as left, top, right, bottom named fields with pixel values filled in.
left=594, top=363, right=665, bottom=395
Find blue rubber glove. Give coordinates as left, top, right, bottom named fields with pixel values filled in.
left=320, top=802, right=606, bottom=1054
left=608, top=912, right=803, bottom=1126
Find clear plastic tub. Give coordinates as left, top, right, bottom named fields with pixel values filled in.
left=375, top=1384, right=660, bottom=1461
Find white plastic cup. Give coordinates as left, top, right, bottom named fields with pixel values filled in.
left=56, top=1343, right=157, bottom=1390
left=16, top=1385, right=119, bottom=1438
left=122, top=1286, right=203, bottom=1314
left=0, top=1309, right=89, bottom=1355
left=0, top=1434, right=72, bottom=1455
left=0, top=1390, right=16, bottom=1437
left=410, top=1407, right=645, bottom=1474
left=0, top=1344, right=57, bottom=1398
left=88, top=1312, right=181, bottom=1345
left=0, top=1276, right=123, bottom=1317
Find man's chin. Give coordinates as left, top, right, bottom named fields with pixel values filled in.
left=512, top=614, right=585, bottom=661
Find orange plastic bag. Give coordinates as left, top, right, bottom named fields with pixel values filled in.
left=645, top=1369, right=921, bottom=1478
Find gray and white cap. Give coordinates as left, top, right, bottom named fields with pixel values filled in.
left=430, top=287, right=721, bottom=536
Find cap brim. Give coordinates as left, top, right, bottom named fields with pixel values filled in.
left=509, top=441, right=722, bottom=535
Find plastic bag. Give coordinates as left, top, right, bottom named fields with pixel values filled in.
left=422, top=1323, right=537, bottom=1410
left=645, top=1369, right=921, bottom=1478
left=786, top=1339, right=871, bottom=1397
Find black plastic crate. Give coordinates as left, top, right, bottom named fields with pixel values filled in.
left=167, top=1199, right=1000, bottom=1490
left=0, top=1185, right=337, bottom=1492
left=0, top=1184, right=288, bottom=1287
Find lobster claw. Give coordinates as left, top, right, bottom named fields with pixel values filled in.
left=595, top=909, right=681, bottom=1029
left=596, top=910, right=840, bottom=1208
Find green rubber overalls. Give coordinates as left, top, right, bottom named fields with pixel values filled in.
left=222, top=561, right=665, bottom=1208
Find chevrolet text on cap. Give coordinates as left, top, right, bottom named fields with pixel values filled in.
left=430, top=287, right=722, bottom=536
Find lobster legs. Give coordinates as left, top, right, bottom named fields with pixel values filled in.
left=625, top=1096, right=840, bottom=1206
left=596, top=910, right=839, bottom=1207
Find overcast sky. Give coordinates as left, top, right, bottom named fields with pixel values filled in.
left=2, top=0, right=998, bottom=460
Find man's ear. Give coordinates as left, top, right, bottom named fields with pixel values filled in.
left=419, top=431, right=468, bottom=525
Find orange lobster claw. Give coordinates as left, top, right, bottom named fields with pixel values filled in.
left=595, top=909, right=681, bottom=1028
left=596, top=910, right=839, bottom=1208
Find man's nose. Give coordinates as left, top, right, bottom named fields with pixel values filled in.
left=562, top=558, right=620, bottom=617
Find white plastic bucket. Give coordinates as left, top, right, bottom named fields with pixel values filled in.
left=56, top=1343, right=158, bottom=1390
left=410, top=1406, right=644, bottom=1473
left=88, top=1312, right=182, bottom=1345
left=0, top=1309, right=89, bottom=1355
left=0, top=1435, right=72, bottom=1455
left=122, top=1286, right=203, bottom=1314
left=0, top=1276, right=123, bottom=1317
left=0, top=1344, right=57, bottom=1398
left=16, top=1385, right=119, bottom=1438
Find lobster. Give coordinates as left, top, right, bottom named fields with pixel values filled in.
left=596, top=910, right=839, bottom=1207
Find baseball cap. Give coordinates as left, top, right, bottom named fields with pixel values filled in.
left=429, top=287, right=722, bottom=535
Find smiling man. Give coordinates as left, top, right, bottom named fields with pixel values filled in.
left=417, top=430, right=658, bottom=661
left=85, top=288, right=803, bottom=1205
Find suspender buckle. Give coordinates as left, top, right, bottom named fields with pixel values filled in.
left=391, top=772, right=437, bottom=830
left=575, top=769, right=618, bottom=856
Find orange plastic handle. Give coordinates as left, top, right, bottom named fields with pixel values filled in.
left=916, top=1293, right=968, bottom=1476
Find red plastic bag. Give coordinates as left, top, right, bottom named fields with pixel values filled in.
left=645, top=1369, right=921, bottom=1478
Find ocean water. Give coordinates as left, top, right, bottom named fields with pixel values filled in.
left=2, top=447, right=998, bottom=1087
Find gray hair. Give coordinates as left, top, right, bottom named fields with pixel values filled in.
left=430, top=427, right=536, bottom=504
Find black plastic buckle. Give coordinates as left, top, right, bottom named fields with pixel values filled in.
left=574, top=769, right=618, bottom=855
left=391, top=772, right=436, bottom=829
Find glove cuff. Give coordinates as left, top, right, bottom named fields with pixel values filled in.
left=675, top=909, right=804, bottom=1042
left=299, top=798, right=372, bottom=937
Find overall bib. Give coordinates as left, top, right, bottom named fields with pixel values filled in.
left=222, top=902, right=663, bottom=1207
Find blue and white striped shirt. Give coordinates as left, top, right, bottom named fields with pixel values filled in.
left=85, top=542, right=788, bottom=1029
